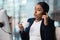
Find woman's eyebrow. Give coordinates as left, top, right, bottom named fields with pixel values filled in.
left=35, top=7, right=41, bottom=10
left=35, top=7, right=39, bottom=9
left=38, top=8, right=40, bottom=9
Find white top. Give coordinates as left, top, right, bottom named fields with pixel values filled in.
left=29, top=20, right=42, bottom=40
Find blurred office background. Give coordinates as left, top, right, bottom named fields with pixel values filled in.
left=0, top=0, right=60, bottom=40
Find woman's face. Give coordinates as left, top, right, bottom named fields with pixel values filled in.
left=34, top=4, right=44, bottom=20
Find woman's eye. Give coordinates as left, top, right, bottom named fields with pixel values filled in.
left=38, top=10, right=41, bottom=11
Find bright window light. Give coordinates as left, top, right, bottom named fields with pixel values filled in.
left=22, top=0, right=27, bottom=5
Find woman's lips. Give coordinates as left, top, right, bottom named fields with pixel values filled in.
left=34, top=13, right=37, bottom=16
left=34, top=14, right=38, bottom=18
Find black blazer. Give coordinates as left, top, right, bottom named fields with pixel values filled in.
left=20, top=18, right=56, bottom=40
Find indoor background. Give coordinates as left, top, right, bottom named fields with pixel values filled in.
left=0, top=0, right=60, bottom=40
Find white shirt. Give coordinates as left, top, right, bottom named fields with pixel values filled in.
left=29, top=20, right=42, bottom=40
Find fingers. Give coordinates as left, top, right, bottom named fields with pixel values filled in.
left=42, top=13, right=48, bottom=19
left=46, top=12, right=48, bottom=15
left=19, top=23, right=23, bottom=29
left=46, top=13, right=48, bottom=16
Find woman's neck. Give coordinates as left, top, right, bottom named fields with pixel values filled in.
left=35, top=18, right=42, bottom=22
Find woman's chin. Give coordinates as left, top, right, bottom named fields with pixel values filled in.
left=34, top=17, right=37, bottom=19
left=35, top=17, right=42, bottom=20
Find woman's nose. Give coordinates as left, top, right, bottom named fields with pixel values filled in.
left=35, top=10, right=37, bottom=13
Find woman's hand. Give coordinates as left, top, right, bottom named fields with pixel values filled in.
left=19, top=23, right=24, bottom=32
left=42, top=13, right=48, bottom=26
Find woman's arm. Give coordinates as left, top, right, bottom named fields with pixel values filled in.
left=19, top=23, right=28, bottom=40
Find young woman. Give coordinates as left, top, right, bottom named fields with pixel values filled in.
left=19, top=2, right=56, bottom=40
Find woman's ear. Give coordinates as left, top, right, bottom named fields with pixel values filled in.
left=42, top=12, right=46, bottom=15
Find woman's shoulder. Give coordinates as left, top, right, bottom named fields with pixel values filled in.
left=28, top=18, right=35, bottom=20
left=48, top=17, right=55, bottom=22
left=27, top=18, right=35, bottom=22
